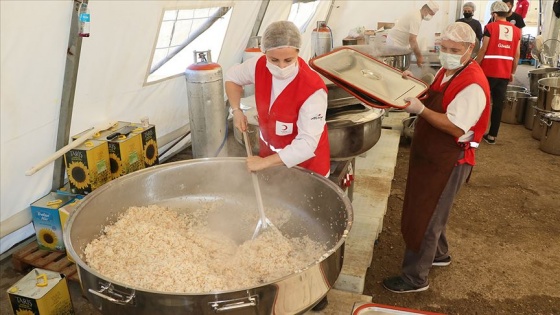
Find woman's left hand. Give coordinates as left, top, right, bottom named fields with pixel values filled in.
left=246, top=156, right=269, bottom=172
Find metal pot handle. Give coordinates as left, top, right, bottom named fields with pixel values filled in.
left=88, top=282, right=135, bottom=305
left=210, top=295, right=258, bottom=313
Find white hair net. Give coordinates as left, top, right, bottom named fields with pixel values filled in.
left=491, top=1, right=509, bottom=13
left=441, top=22, right=476, bottom=44
left=463, top=2, right=476, bottom=11
left=261, top=21, right=302, bottom=52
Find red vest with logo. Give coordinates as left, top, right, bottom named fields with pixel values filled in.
left=432, top=61, right=491, bottom=165
left=481, top=21, right=521, bottom=79
left=254, top=56, right=330, bottom=176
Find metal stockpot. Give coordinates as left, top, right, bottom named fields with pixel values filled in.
left=539, top=113, right=560, bottom=155
left=378, top=45, right=412, bottom=71
left=326, top=104, right=385, bottom=160
left=528, top=68, right=559, bottom=96
left=531, top=107, right=548, bottom=140
left=64, top=159, right=353, bottom=315
left=537, top=77, right=560, bottom=111
left=501, top=91, right=531, bottom=124
left=524, top=97, right=538, bottom=130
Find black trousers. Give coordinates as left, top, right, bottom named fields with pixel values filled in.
left=487, top=77, right=509, bottom=137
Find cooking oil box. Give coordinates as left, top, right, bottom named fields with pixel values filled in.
left=129, top=123, right=159, bottom=167
left=58, top=197, right=84, bottom=262
left=64, top=139, right=111, bottom=194
left=105, top=125, right=144, bottom=179
left=31, top=192, right=74, bottom=251
left=7, top=268, right=74, bottom=315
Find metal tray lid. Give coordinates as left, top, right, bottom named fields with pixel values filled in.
left=310, top=47, right=428, bottom=109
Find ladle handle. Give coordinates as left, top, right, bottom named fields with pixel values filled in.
left=242, top=131, right=253, bottom=157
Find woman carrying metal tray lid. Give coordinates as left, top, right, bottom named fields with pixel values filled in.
left=382, top=22, right=491, bottom=293
left=224, top=20, right=330, bottom=311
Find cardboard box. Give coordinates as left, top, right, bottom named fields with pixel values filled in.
left=7, top=268, right=74, bottom=315
left=64, top=139, right=111, bottom=195
left=129, top=123, right=159, bottom=167
left=58, top=197, right=83, bottom=262
left=106, top=126, right=144, bottom=179
left=31, top=193, right=74, bottom=251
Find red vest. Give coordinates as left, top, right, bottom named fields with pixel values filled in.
left=254, top=56, right=330, bottom=176
left=481, top=21, right=521, bottom=79
left=431, top=61, right=491, bottom=165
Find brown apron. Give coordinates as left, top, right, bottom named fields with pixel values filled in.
left=401, top=65, right=469, bottom=252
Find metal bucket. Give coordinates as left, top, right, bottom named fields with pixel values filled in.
left=501, top=91, right=531, bottom=124
left=524, top=97, right=538, bottom=130
left=539, top=113, right=560, bottom=155
left=537, top=77, right=560, bottom=111
left=64, top=159, right=352, bottom=315
left=528, top=67, right=560, bottom=96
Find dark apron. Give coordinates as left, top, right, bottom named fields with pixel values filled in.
left=401, top=64, right=469, bottom=252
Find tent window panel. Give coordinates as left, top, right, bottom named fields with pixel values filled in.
left=147, top=6, right=232, bottom=83
left=288, top=0, right=320, bottom=31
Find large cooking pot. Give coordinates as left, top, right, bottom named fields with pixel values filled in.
left=377, top=45, right=412, bottom=71
left=528, top=67, right=559, bottom=96
left=64, top=159, right=353, bottom=315
left=537, top=77, right=560, bottom=111
left=531, top=107, right=549, bottom=140
left=326, top=82, right=359, bottom=108
left=326, top=104, right=384, bottom=160
left=539, top=112, right=560, bottom=155
left=524, top=96, right=538, bottom=130
left=501, top=91, right=531, bottom=124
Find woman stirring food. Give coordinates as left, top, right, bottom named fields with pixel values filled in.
left=225, top=21, right=330, bottom=178
left=224, top=20, right=331, bottom=311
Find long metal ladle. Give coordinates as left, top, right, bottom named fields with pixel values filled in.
left=242, top=131, right=273, bottom=239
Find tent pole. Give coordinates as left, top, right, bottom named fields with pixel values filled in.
left=249, top=0, right=270, bottom=39
left=51, top=0, right=87, bottom=191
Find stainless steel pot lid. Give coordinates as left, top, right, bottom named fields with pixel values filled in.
left=310, top=47, right=428, bottom=109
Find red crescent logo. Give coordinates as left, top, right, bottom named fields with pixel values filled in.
left=505, top=28, right=510, bottom=34
left=282, top=125, right=288, bottom=131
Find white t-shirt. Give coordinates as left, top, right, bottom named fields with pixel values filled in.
left=437, top=69, right=486, bottom=143
left=225, top=56, right=328, bottom=168
left=387, top=9, right=423, bottom=48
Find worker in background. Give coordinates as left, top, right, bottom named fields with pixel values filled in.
left=383, top=22, right=490, bottom=293
left=456, top=2, right=483, bottom=43
left=487, top=0, right=526, bottom=29
left=387, top=1, right=440, bottom=67
left=225, top=21, right=330, bottom=310
left=477, top=1, right=521, bottom=145
left=514, top=0, right=530, bottom=19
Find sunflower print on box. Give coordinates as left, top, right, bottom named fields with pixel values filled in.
left=107, top=132, right=144, bottom=179
left=64, top=140, right=111, bottom=194
left=130, top=124, right=159, bottom=167
left=30, top=192, right=73, bottom=251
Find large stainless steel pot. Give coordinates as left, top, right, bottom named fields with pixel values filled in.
left=378, top=45, right=412, bottom=71
left=528, top=67, right=559, bottom=96
left=537, top=77, right=560, bottom=111
left=326, top=104, right=384, bottom=160
left=501, top=91, right=531, bottom=124
left=539, top=112, right=560, bottom=155
left=64, top=159, right=352, bottom=315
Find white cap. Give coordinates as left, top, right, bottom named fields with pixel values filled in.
left=427, top=1, right=439, bottom=13
left=441, top=22, right=476, bottom=44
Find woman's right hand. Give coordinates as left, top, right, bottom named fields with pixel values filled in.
left=232, top=109, right=248, bottom=132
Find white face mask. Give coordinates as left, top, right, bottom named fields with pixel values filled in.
left=423, top=14, right=433, bottom=21
left=266, top=61, right=298, bottom=80
left=439, top=49, right=469, bottom=70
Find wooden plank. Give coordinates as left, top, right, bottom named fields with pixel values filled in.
left=11, top=241, right=80, bottom=282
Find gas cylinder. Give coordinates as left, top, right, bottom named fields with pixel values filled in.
left=312, top=21, right=332, bottom=57
left=242, top=36, right=263, bottom=98
left=185, top=50, right=228, bottom=158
